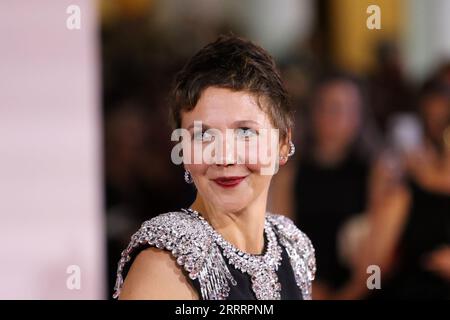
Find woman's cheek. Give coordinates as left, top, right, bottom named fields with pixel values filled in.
left=246, top=153, right=279, bottom=176
left=185, top=163, right=208, bottom=179
left=244, top=138, right=278, bottom=174
left=246, top=162, right=261, bottom=173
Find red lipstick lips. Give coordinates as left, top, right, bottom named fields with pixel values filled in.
left=213, top=176, right=247, bottom=188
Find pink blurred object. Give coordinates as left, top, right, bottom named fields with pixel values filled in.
left=0, top=0, right=105, bottom=299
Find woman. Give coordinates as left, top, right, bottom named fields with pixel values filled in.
left=369, top=76, right=450, bottom=299
left=270, top=72, right=381, bottom=299
left=112, top=35, right=316, bottom=300
left=329, top=75, right=450, bottom=299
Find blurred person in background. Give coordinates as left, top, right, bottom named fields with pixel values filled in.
left=367, top=75, right=450, bottom=299
left=368, top=40, right=415, bottom=136
left=270, top=71, right=382, bottom=299
left=436, top=62, right=450, bottom=86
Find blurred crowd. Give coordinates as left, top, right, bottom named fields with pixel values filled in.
left=271, top=63, right=450, bottom=299
left=102, top=3, right=450, bottom=299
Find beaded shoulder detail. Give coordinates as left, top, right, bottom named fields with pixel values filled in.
left=112, top=210, right=316, bottom=300
left=266, top=213, right=316, bottom=300
left=112, top=210, right=234, bottom=300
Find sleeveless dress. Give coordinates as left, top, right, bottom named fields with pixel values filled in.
left=293, top=152, right=369, bottom=290
left=112, top=208, right=316, bottom=300
left=373, top=179, right=450, bottom=299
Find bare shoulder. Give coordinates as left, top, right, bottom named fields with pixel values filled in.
left=113, top=210, right=210, bottom=300
left=118, top=247, right=199, bottom=300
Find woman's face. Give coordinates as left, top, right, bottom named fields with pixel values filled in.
left=181, top=87, right=285, bottom=213
left=312, top=81, right=362, bottom=151
left=421, top=94, right=450, bottom=142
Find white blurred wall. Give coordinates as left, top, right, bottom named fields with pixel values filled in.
left=404, top=0, right=450, bottom=81
left=0, top=0, right=105, bottom=299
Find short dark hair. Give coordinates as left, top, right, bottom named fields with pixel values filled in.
left=169, top=34, right=294, bottom=140
left=420, top=76, right=450, bottom=101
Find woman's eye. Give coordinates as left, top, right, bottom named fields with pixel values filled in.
left=236, top=127, right=257, bottom=139
left=194, top=130, right=214, bottom=142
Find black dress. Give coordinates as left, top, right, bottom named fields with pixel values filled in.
left=375, top=179, right=450, bottom=299
left=113, top=210, right=315, bottom=300
left=189, top=233, right=304, bottom=300
left=293, top=152, right=369, bottom=289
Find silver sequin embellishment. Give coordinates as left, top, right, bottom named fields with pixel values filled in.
left=185, top=208, right=282, bottom=300
left=112, top=209, right=316, bottom=300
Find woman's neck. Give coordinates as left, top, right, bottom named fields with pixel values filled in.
left=189, top=193, right=267, bottom=255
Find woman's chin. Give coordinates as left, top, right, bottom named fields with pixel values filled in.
left=212, top=200, right=249, bottom=214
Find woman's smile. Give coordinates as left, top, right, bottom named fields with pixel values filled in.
left=212, top=175, right=248, bottom=188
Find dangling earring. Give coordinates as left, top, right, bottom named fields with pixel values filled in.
left=184, top=169, right=193, bottom=184
left=280, top=141, right=295, bottom=162
left=287, top=141, right=296, bottom=157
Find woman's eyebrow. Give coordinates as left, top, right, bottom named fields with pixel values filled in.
left=186, top=123, right=211, bottom=131
left=186, top=120, right=261, bottom=131
left=233, top=120, right=262, bottom=127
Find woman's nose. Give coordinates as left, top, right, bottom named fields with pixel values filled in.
left=214, top=134, right=237, bottom=166
left=215, top=143, right=236, bottom=166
